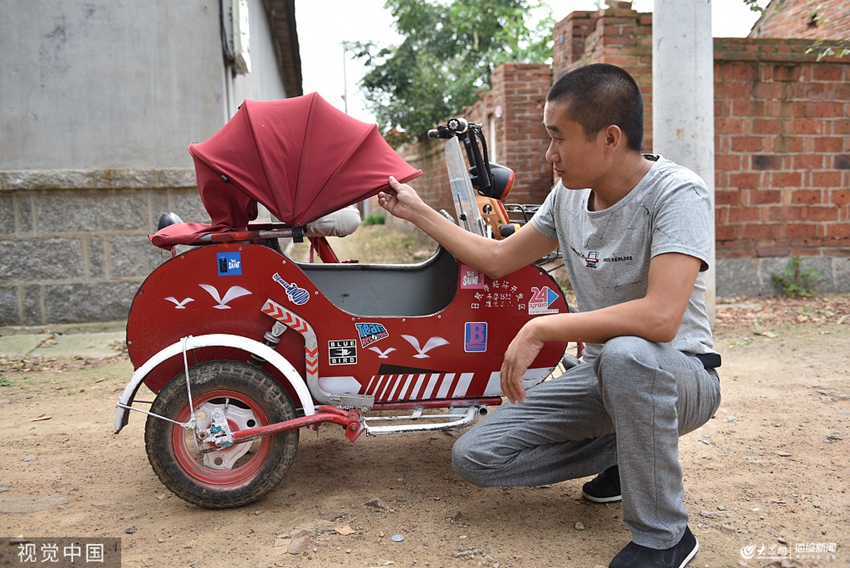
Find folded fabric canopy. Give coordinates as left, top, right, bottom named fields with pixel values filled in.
left=151, top=92, right=422, bottom=248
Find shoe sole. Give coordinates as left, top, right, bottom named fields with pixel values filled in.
left=581, top=490, right=622, bottom=503
left=678, top=538, right=699, bottom=568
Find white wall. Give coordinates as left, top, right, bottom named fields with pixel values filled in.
left=0, top=0, right=288, bottom=171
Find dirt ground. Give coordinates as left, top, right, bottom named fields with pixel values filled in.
left=1, top=228, right=849, bottom=567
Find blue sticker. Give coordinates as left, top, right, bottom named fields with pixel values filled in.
left=273, top=273, right=310, bottom=305
left=217, top=252, right=242, bottom=276
left=355, top=323, right=389, bottom=348
left=464, top=322, right=488, bottom=353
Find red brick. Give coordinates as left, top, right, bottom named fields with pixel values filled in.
left=813, top=65, right=844, bottom=82
left=793, top=118, right=825, bottom=135
left=743, top=223, right=777, bottom=239
left=812, top=171, right=841, bottom=189
left=773, top=136, right=805, bottom=153
left=715, top=118, right=745, bottom=135
left=746, top=189, right=782, bottom=205
left=750, top=155, right=781, bottom=171
left=715, top=225, right=735, bottom=241
left=806, top=206, right=839, bottom=222
left=832, top=190, right=850, bottom=205
left=786, top=223, right=819, bottom=238
left=767, top=206, right=801, bottom=221
left=826, top=224, right=850, bottom=238
left=753, top=82, right=783, bottom=99
left=757, top=247, right=791, bottom=257
left=715, top=154, right=741, bottom=171
left=835, top=155, right=850, bottom=169
left=793, top=81, right=829, bottom=99
left=814, top=102, right=846, bottom=118
left=732, top=136, right=768, bottom=152
left=813, top=137, right=844, bottom=153
left=729, top=206, right=762, bottom=223
left=792, top=155, right=825, bottom=170
left=770, top=172, right=803, bottom=188
left=752, top=119, right=783, bottom=134
left=792, top=190, right=823, bottom=204
left=716, top=189, right=742, bottom=205
left=730, top=99, right=754, bottom=116
left=729, top=172, right=763, bottom=188
left=779, top=100, right=815, bottom=118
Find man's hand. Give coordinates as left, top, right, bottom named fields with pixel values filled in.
left=500, top=318, right=547, bottom=404
left=378, top=176, right=423, bottom=221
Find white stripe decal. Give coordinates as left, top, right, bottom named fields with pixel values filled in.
left=484, top=371, right=501, bottom=396
left=436, top=373, right=455, bottom=399
left=387, top=375, right=403, bottom=401
left=411, top=374, right=426, bottom=400
left=452, top=373, right=474, bottom=398
left=398, top=374, right=414, bottom=400
left=379, top=376, right=393, bottom=400
left=422, top=373, right=440, bottom=399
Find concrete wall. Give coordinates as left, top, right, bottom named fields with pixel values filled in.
left=0, top=0, right=291, bottom=326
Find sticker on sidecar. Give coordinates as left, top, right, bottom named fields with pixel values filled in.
left=328, top=340, right=357, bottom=365
left=529, top=286, right=560, bottom=315
left=272, top=273, right=310, bottom=305
left=355, top=322, right=389, bottom=348
left=460, top=264, right=485, bottom=289
left=217, top=252, right=242, bottom=276
left=464, top=322, right=487, bottom=352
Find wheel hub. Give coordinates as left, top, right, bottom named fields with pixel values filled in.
left=194, top=401, right=259, bottom=470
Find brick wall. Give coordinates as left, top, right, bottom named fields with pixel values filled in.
left=750, top=0, right=850, bottom=41
left=396, top=2, right=850, bottom=297
left=713, top=38, right=850, bottom=295
left=397, top=63, right=553, bottom=217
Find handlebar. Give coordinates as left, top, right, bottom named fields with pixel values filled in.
left=428, top=118, right=494, bottom=196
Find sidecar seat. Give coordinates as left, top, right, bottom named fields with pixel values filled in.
left=304, top=206, right=361, bottom=238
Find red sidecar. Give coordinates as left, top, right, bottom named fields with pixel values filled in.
left=114, top=94, right=569, bottom=509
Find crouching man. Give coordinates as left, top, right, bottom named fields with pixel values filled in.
left=378, top=63, right=721, bottom=568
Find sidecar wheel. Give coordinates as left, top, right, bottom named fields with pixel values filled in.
left=144, top=360, right=299, bottom=509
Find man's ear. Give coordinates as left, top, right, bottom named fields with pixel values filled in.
left=603, top=125, right=623, bottom=154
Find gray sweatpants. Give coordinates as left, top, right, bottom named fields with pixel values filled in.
left=452, top=336, right=722, bottom=549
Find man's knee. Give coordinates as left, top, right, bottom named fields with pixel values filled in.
left=596, top=336, right=655, bottom=389
left=451, top=432, right=490, bottom=485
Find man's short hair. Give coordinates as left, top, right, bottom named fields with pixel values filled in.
left=547, top=63, right=644, bottom=152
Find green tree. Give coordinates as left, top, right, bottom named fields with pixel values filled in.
left=352, top=0, right=553, bottom=144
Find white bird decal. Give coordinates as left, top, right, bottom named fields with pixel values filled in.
left=165, top=296, right=194, bottom=309
left=199, top=284, right=252, bottom=309
left=401, top=335, right=449, bottom=359
left=368, top=346, right=396, bottom=359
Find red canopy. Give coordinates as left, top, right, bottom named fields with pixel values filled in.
left=151, top=93, right=421, bottom=248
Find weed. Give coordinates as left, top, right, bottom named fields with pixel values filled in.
left=362, top=213, right=386, bottom=226
left=772, top=257, right=821, bottom=298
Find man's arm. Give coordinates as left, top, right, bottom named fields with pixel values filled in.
left=500, top=252, right=702, bottom=403
left=379, top=176, right=558, bottom=278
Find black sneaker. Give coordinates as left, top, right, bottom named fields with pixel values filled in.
left=609, top=526, right=699, bottom=568
left=582, top=465, right=621, bottom=503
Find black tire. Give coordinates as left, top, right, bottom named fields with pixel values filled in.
left=144, top=360, right=299, bottom=508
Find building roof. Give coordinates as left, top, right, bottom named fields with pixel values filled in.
left=263, top=0, right=303, bottom=97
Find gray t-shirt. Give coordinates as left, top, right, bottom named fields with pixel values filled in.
left=530, top=155, right=714, bottom=359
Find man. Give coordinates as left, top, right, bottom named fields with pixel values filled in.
left=378, top=63, right=721, bottom=568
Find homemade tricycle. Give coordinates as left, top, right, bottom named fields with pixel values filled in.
left=114, top=94, right=570, bottom=508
